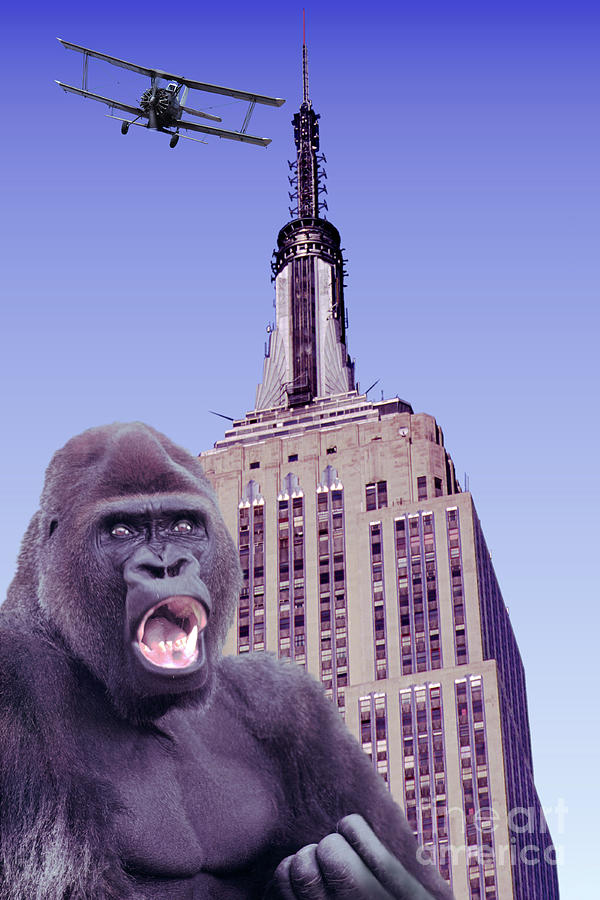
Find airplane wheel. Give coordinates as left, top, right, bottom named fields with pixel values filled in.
left=169, top=134, right=179, bottom=148
left=121, top=122, right=129, bottom=135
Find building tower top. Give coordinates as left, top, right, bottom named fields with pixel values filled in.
left=254, top=20, right=356, bottom=410
left=291, top=11, right=324, bottom=219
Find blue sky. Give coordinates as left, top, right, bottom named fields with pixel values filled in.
left=2, top=1, right=598, bottom=893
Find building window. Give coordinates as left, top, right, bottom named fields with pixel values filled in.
left=434, top=476, right=443, bottom=497
left=326, top=446, right=337, bottom=455
left=366, top=483, right=377, bottom=511
left=288, top=453, right=298, bottom=462
left=366, top=480, right=388, bottom=511
left=249, top=461, right=260, bottom=470
left=417, top=476, right=428, bottom=501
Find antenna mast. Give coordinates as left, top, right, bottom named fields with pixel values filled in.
left=302, top=8, right=310, bottom=106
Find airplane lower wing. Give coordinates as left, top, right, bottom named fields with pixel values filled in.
left=55, top=80, right=270, bottom=146
left=177, top=118, right=271, bottom=147
left=55, top=81, right=144, bottom=118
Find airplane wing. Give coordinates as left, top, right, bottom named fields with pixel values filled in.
left=172, top=79, right=285, bottom=107
left=58, top=38, right=173, bottom=80
left=55, top=81, right=143, bottom=117
left=177, top=118, right=271, bottom=147
left=57, top=38, right=285, bottom=107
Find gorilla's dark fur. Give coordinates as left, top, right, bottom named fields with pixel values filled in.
left=0, top=423, right=454, bottom=899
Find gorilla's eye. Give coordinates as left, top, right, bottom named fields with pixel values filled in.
left=172, top=519, right=194, bottom=534
left=111, top=524, right=133, bottom=538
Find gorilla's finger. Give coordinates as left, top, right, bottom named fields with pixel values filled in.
left=315, top=832, right=393, bottom=899
left=337, top=815, right=435, bottom=900
left=288, top=844, right=328, bottom=899
left=265, top=855, right=299, bottom=900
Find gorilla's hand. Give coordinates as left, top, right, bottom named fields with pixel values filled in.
left=266, top=814, right=435, bottom=899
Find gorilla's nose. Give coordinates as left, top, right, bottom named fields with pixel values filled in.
left=123, top=546, right=198, bottom=586
left=138, top=558, right=190, bottom=580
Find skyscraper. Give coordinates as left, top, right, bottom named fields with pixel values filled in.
left=200, top=35, right=559, bottom=900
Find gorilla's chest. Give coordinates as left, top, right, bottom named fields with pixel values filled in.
left=78, top=704, right=281, bottom=879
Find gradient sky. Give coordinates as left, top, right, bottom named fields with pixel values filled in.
left=2, top=1, right=598, bottom=893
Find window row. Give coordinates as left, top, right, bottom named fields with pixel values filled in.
left=400, top=684, right=451, bottom=885
left=395, top=514, right=442, bottom=676
left=446, top=508, right=469, bottom=665
left=454, top=677, right=497, bottom=898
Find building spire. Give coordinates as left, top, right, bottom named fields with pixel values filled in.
left=290, top=12, right=324, bottom=219
left=254, top=21, right=355, bottom=410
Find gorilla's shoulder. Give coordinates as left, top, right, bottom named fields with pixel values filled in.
left=215, top=652, right=341, bottom=745
left=0, top=615, right=67, bottom=734
left=0, top=616, right=39, bottom=703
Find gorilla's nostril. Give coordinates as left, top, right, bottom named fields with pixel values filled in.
left=140, top=564, right=166, bottom=579
left=166, top=559, right=189, bottom=578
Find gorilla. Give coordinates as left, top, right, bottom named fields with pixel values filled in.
left=0, top=423, right=454, bottom=899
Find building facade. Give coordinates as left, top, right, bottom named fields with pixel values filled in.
left=200, top=40, right=559, bottom=900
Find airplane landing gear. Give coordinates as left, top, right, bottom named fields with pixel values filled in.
left=121, top=122, right=130, bottom=135
left=169, top=134, right=179, bottom=148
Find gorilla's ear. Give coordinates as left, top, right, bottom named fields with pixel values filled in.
left=48, top=519, right=58, bottom=537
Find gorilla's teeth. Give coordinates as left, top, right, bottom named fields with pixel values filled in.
left=185, top=625, right=198, bottom=658
left=165, top=640, right=173, bottom=652
left=158, top=641, right=167, bottom=653
left=173, top=637, right=186, bottom=650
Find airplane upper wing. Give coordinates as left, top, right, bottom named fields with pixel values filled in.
left=169, top=78, right=285, bottom=107
left=177, top=118, right=271, bottom=147
left=55, top=81, right=144, bottom=117
left=57, top=39, right=285, bottom=107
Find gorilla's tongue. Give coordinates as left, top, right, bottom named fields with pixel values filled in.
left=144, top=616, right=187, bottom=647
left=138, top=596, right=203, bottom=669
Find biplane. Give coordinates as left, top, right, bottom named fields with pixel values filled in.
left=55, top=38, right=285, bottom=148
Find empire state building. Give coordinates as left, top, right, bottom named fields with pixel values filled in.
left=200, top=36, right=559, bottom=900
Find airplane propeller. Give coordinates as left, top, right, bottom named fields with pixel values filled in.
left=140, top=79, right=171, bottom=129
left=149, top=77, right=158, bottom=129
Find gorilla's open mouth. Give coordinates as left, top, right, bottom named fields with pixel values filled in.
left=136, top=596, right=207, bottom=669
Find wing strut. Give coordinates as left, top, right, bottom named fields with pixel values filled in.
left=82, top=51, right=89, bottom=91
left=240, top=100, right=256, bottom=134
